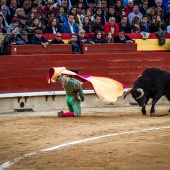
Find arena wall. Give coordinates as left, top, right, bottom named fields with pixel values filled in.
left=0, top=52, right=170, bottom=112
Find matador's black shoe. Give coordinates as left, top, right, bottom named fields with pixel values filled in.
left=58, top=111, right=63, bottom=117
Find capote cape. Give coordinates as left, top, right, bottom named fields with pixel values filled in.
left=47, top=67, right=126, bottom=102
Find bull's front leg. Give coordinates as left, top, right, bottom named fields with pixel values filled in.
left=141, top=106, right=146, bottom=115
left=150, top=92, right=162, bottom=116
left=141, top=97, right=149, bottom=115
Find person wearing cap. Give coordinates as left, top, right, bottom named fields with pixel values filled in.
left=48, top=67, right=85, bottom=117
left=30, top=27, right=49, bottom=48
left=19, top=30, right=30, bottom=44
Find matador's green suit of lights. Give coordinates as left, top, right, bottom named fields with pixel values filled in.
left=58, top=75, right=85, bottom=116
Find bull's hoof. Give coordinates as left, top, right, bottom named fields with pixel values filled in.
left=142, top=112, right=146, bottom=115
left=168, top=109, right=170, bottom=112
left=150, top=113, right=155, bottom=117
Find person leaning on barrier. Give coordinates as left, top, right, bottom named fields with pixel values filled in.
left=69, top=34, right=82, bottom=54
left=91, top=30, right=108, bottom=43
left=3, top=28, right=26, bottom=54
left=76, top=29, right=91, bottom=45
left=114, top=29, right=135, bottom=43
left=105, top=32, right=114, bottom=43
left=30, top=27, right=49, bottom=48
left=50, top=32, right=64, bottom=44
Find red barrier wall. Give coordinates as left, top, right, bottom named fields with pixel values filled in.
left=0, top=53, right=170, bottom=94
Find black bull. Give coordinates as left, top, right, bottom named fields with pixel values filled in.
left=123, top=68, right=170, bottom=115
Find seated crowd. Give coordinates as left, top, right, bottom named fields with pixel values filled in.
left=0, top=0, right=169, bottom=54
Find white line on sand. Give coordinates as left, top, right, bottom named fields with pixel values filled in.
left=0, top=126, right=170, bottom=170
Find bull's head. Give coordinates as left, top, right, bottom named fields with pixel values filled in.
left=123, top=88, right=145, bottom=107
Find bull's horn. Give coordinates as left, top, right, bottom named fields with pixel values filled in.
left=136, top=88, right=144, bottom=99
left=123, top=89, right=132, bottom=99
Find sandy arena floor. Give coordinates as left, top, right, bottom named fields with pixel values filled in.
left=0, top=105, right=170, bottom=170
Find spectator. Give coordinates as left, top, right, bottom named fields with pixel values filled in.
left=114, top=29, right=135, bottom=43
left=8, top=0, right=18, bottom=23
left=166, top=20, right=170, bottom=33
left=107, top=6, right=118, bottom=22
left=114, top=0, right=123, bottom=19
left=50, top=32, right=64, bottom=44
left=56, top=6, right=67, bottom=26
left=28, top=16, right=43, bottom=33
left=91, top=30, right=108, bottom=43
left=82, top=15, right=92, bottom=33
left=131, top=16, right=141, bottom=33
left=0, top=5, right=10, bottom=28
left=140, top=0, right=149, bottom=15
left=154, top=0, right=166, bottom=20
left=146, top=7, right=155, bottom=24
left=14, top=8, right=25, bottom=20
left=18, top=15, right=29, bottom=32
left=43, top=0, right=57, bottom=15
left=19, top=30, right=31, bottom=44
left=43, top=17, right=61, bottom=33
left=77, top=28, right=91, bottom=45
left=68, top=5, right=82, bottom=25
left=41, top=10, right=55, bottom=27
left=22, top=0, right=32, bottom=15
left=76, top=1, right=85, bottom=19
left=140, top=15, right=150, bottom=32
left=69, top=34, right=81, bottom=54
left=101, top=0, right=109, bottom=19
left=117, top=7, right=126, bottom=23
left=60, top=0, right=69, bottom=14
left=128, top=4, right=143, bottom=24
left=7, top=17, right=19, bottom=34
left=26, top=8, right=39, bottom=26
left=118, top=15, right=133, bottom=33
left=90, top=14, right=103, bottom=33
left=31, top=27, right=49, bottom=48
left=88, top=0, right=96, bottom=13
left=104, top=17, right=119, bottom=34
left=94, top=7, right=106, bottom=25
left=3, top=28, right=24, bottom=54
left=155, top=7, right=164, bottom=22
left=61, top=14, right=79, bottom=33
left=0, top=0, right=6, bottom=9
left=150, top=15, right=165, bottom=32
left=83, top=8, right=94, bottom=22
left=32, top=0, right=43, bottom=17
left=0, top=15, right=7, bottom=33
left=124, top=0, right=134, bottom=17
left=105, top=32, right=114, bottom=43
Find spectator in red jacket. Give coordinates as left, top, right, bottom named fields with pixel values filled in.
left=43, top=0, right=57, bottom=16
left=104, top=17, right=119, bottom=34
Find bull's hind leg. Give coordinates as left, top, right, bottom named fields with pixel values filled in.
left=165, top=95, right=170, bottom=112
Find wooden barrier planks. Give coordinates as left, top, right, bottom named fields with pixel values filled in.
left=9, top=44, right=72, bottom=55
left=81, top=43, right=137, bottom=54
